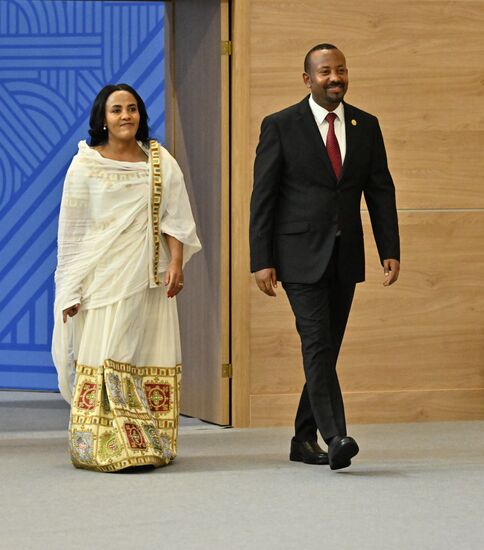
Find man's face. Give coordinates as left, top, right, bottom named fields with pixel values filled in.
left=303, top=49, right=349, bottom=110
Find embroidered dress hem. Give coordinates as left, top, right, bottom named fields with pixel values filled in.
left=70, top=360, right=181, bottom=472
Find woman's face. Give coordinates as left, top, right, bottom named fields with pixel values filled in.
left=104, top=90, right=140, bottom=142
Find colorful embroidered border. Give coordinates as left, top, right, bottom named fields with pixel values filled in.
left=103, top=359, right=181, bottom=378
left=70, top=358, right=181, bottom=472
left=150, top=140, right=162, bottom=286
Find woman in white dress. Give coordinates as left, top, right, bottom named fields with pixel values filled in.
left=52, top=84, right=201, bottom=472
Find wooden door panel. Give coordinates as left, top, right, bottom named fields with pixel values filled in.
left=169, top=0, right=230, bottom=424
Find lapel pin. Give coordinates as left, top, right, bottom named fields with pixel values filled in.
left=351, top=119, right=357, bottom=126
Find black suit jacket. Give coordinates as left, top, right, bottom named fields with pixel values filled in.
left=249, top=96, right=400, bottom=285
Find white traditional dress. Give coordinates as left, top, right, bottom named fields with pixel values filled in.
left=52, top=140, right=201, bottom=472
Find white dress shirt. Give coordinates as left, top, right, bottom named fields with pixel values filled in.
left=308, top=94, right=346, bottom=162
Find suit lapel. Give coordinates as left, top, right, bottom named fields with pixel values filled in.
left=297, top=97, right=337, bottom=183
left=340, top=102, right=358, bottom=181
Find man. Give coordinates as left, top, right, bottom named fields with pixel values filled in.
left=249, top=44, right=400, bottom=470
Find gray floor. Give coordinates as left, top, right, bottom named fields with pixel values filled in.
left=1, top=392, right=484, bottom=550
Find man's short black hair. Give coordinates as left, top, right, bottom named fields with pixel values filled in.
left=304, top=43, right=338, bottom=73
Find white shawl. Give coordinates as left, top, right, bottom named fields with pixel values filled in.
left=52, top=140, right=201, bottom=401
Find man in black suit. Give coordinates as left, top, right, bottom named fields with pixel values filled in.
left=249, top=44, right=400, bottom=470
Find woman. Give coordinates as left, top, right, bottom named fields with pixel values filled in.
left=52, top=84, right=201, bottom=472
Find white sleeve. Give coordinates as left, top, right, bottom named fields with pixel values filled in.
left=53, top=154, right=90, bottom=403
left=159, top=149, right=202, bottom=266
left=54, top=156, right=91, bottom=309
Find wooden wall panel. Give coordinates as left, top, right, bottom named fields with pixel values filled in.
left=231, top=0, right=484, bottom=426
left=231, top=0, right=252, bottom=426
left=250, top=213, right=484, bottom=408
left=340, top=212, right=484, bottom=393
left=250, top=388, right=484, bottom=427
left=173, top=0, right=229, bottom=424
left=248, top=0, right=484, bottom=209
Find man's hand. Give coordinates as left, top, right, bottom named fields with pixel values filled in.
left=255, top=268, right=278, bottom=297
left=383, top=259, right=400, bottom=286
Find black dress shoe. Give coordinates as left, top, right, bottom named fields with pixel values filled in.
left=290, top=438, right=329, bottom=465
left=328, top=435, right=359, bottom=470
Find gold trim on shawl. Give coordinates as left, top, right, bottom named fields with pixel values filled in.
left=150, top=140, right=163, bottom=286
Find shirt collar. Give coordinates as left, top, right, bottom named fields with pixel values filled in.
left=309, top=94, right=345, bottom=125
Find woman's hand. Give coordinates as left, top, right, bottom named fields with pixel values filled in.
left=63, top=303, right=80, bottom=323
left=164, top=260, right=184, bottom=298
left=163, top=234, right=184, bottom=298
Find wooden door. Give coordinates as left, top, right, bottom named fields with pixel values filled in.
left=166, top=0, right=230, bottom=425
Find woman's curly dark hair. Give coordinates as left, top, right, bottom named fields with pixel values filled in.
left=88, top=84, right=150, bottom=146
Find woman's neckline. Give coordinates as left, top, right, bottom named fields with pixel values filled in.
left=91, top=141, right=149, bottom=164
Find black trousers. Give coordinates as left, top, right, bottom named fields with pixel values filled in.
left=282, top=239, right=355, bottom=443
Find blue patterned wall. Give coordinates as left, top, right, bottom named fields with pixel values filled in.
left=0, top=0, right=165, bottom=391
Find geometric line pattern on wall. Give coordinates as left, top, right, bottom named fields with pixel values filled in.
left=0, top=0, right=165, bottom=390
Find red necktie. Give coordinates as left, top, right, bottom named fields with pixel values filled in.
left=325, top=112, right=342, bottom=179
